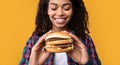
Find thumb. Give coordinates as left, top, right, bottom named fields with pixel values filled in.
left=32, top=30, right=53, bottom=51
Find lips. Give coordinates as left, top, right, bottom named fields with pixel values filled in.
left=54, top=18, right=66, bottom=24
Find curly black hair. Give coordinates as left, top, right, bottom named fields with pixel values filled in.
left=33, top=0, right=89, bottom=39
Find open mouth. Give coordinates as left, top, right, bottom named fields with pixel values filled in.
left=54, top=18, right=66, bottom=24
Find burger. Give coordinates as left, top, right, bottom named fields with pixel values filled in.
left=45, top=32, right=74, bottom=53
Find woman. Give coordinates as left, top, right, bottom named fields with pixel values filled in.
left=19, top=0, right=101, bottom=65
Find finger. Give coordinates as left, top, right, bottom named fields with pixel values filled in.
left=34, top=30, right=53, bottom=47
left=62, top=31, right=82, bottom=43
left=62, top=31, right=85, bottom=48
left=69, top=33, right=85, bottom=48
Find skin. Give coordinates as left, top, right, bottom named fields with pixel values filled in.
left=29, top=0, right=89, bottom=65
left=29, top=30, right=53, bottom=65
left=47, top=0, right=73, bottom=32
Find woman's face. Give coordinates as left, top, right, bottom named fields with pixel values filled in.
left=48, top=0, right=73, bottom=28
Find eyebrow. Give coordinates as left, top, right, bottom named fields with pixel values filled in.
left=49, top=3, right=57, bottom=6
left=63, top=3, right=72, bottom=6
left=49, top=3, right=72, bottom=6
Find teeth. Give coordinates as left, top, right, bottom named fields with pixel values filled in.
left=55, top=19, right=65, bottom=23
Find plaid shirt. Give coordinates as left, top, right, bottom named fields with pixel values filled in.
left=19, top=32, right=101, bottom=65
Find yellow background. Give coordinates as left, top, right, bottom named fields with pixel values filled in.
left=0, top=0, right=120, bottom=65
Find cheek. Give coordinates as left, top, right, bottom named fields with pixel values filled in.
left=66, top=9, right=73, bottom=17
left=66, top=11, right=73, bottom=18
left=48, top=10, right=51, bottom=17
left=48, top=8, right=55, bottom=17
left=47, top=11, right=54, bottom=22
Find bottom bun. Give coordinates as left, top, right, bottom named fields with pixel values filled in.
left=45, top=47, right=73, bottom=53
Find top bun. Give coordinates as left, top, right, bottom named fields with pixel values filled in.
left=45, top=32, right=71, bottom=41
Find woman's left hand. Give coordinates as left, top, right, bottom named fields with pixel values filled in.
left=62, top=31, right=89, bottom=65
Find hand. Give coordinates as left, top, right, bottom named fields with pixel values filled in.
left=29, top=30, right=53, bottom=65
left=62, top=31, right=89, bottom=65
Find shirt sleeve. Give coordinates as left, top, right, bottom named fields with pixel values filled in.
left=19, top=35, right=39, bottom=65
left=85, top=35, right=101, bottom=65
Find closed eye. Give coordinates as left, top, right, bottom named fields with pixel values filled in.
left=49, top=3, right=58, bottom=11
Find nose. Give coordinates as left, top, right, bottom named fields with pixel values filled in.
left=56, top=8, right=65, bottom=16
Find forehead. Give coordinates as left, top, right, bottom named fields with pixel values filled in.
left=49, top=0, right=71, bottom=5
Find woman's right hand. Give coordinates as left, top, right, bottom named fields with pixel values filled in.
left=29, top=30, right=53, bottom=65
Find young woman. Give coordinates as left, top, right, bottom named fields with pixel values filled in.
left=19, top=0, right=101, bottom=65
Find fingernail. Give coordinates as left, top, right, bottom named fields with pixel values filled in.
left=49, top=30, right=52, bottom=32
left=44, top=34, right=47, bottom=37
left=62, top=30, right=66, bottom=32
left=42, top=47, right=45, bottom=51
